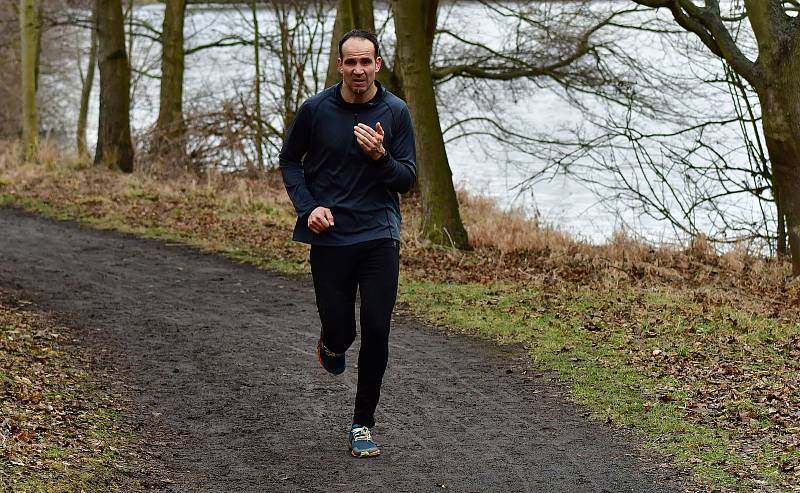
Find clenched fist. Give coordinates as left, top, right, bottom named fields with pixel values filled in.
left=308, top=206, right=335, bottom=234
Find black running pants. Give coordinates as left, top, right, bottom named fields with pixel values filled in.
left=310, top=238, right=399, bottom=428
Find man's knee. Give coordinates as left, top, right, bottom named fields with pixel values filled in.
left=322, top=323, right=357, bottom=354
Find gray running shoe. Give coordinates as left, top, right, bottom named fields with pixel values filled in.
left=348, top=424, right=381, bottom=458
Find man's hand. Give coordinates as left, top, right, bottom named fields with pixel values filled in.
left=308, top=206, right=334, bottom=234
left=354, top=122, right=386, bottom=161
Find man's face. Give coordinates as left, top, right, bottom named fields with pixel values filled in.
left=337, top=37, right=382, bottom=97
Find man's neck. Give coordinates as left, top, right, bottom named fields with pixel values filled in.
left=340, top=83, right=378, bottom=104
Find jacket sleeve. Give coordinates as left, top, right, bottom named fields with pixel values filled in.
left=377, top=105, right=416, bottom=194
left=279, top=101, right=320, bottom=218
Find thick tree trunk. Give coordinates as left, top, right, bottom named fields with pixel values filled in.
left=325, top=0, right=352, bottom=87
left=744, top=2, right=800, bottom=273
left=392, top=0, right=469, bottom=249
left=155, top=0, right=187, bottom=165
left=760, top=91, right=800, bottom=275
left=19, top=0, right=38, bottom=160
left=77, top=7, right=97, bottom=158
left=95, top=0, right=134, bottom=172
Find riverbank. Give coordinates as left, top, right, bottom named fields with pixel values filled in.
left=1, top=144, right=798, bottom=491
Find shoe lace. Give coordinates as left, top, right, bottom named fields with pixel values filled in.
left=351, top=426, right=373, bottom=443
left=321, top=342, right=343, bottom=357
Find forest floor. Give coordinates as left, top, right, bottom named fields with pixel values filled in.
left=0, top=155, right=799, bottom=492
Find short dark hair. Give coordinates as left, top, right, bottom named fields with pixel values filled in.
left=338, top=29, right=381, bottom=59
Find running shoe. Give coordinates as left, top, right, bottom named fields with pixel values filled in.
left=348, top=424, right=381, bottom=458
left=316, top=339, right=345, bottom=375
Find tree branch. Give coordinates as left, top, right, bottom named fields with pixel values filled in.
left=632, top=0, right=761, bottom=88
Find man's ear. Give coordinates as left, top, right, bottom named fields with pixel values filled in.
left=337, top=57, right=343, bottom=73
left=375, top=56, right=382, bottom=72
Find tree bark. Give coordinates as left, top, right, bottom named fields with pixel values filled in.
left=155, top=0, right=187, bottom=165
left=392, top=0, right=469, bottom=249
left=19, top=0, right=38, bottom=160
left=275, top=4, right=295, bottom=136
left=743, top=1, right=800, bottom=273
left=760, top=85, right=800, bottom=274
left=95, top=0, right=134, bottom=172
left=250, top=0, right=263, bottom=172
left=773, top=180, right=787, bottom=256
left=77, top=7, right=97, bottom=158
left=324, top=0, right=352, bottom=87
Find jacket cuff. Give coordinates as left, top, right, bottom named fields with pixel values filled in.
left=374, top=151, right=391, bottom=165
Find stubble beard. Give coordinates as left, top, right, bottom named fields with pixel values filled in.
left=351, top=82, right=369, bottom=94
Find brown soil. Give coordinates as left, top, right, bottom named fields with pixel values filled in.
left=0, top=207, right=686, bottom=492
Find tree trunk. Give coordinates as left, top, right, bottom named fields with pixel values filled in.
left=33, top=0, right=43, bottom=91
left=155, top=0, right=187, bottom=166
left=392, top=0, right=469, bottom=249
left=19, top=0, right=38, bottom=160
left=760, top=90, right=800, bottom=275
left=325, top=0, right=352, bottom=87
left=77, top=7, right=97, bottom=158
left=95, top=0, right=134, bottom=172
left=276, top=5, right=295, bottom=136
left=744, top=1, right=800, bottom=273
left=773, top=182, right=787, bottom=256
left=250, top=0, right=264, bottom=171
left=325, top=0, right=402, bottom=96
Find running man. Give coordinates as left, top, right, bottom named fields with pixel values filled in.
left=278, top=29, right=416, bottom=458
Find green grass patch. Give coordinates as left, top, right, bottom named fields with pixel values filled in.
left=398, top=279, right=796, bottom=490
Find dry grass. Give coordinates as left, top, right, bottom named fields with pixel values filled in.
left=457, top=187, right=575, bottom=252
left=448, top=185, right=793, bottom=298
left=1, top=139, right=793, bottom=300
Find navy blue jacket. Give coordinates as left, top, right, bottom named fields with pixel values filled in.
left=279, top=82, right=416, bottom=245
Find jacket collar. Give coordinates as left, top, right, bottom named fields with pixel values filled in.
left=334, top=80, right=384, bottom=108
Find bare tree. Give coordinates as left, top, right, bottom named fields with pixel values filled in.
left=19, top=0, right=38, bottom=159
left=397, top=0, right=637, bottom=248
left=154, top=0, right=187, bottom=165
left=626, top=1, right=800, bottom=272
left=0, top=2, right=21, bottom=138
left=173, top=1, right=330, bottom=172
left=251, top=0, right=264, bottom=171
left=95, top=0, right=134, bottom=171
left=418, top=2, right=780, bottom=257
left=76, top=5, right=96, bottom=158
left=393, top=0, right=469, bottom=248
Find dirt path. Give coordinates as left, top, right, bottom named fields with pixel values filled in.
left=0, top=207, right=685, bottom=492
